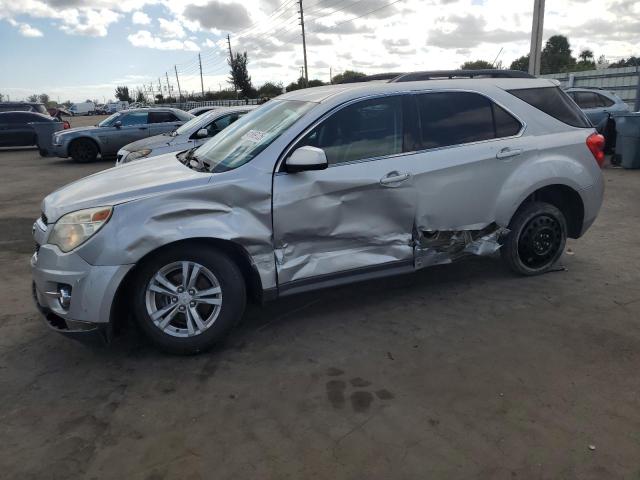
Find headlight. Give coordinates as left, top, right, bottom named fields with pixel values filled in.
left=48, top=206, right=112, bottom=253
left=124, top=149, right=152, bottom=162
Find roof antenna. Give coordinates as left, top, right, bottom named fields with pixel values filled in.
left=492, top=47, right=504, bottom=68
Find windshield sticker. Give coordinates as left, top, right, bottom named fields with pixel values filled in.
left=242, top=130, right=267, bottom=143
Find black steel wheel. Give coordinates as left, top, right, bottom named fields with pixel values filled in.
left=502, top=201, right=567, bottom=276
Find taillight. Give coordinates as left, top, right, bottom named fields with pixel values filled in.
left=586, top=132, right=605, bottom=167
left=63, top=120, right=70, bottom=130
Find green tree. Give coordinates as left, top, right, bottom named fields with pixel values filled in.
left=258, top=81, right=283, bottom=98
left=578, top=49, right=594, bottom=63
left=461, top=60, right=494, bottom=70
left=331, top=70, right=367, bottom=84
left=27, top=94, right=38, bottom=102
left=228, top=51, right=254, bottom=97
left=308, top=79, right=324, bottom=87
left=285, top=77, right=324, bottom=92
left=540, top=35, right=576, bottom=74
left=115, top=86, right=132, bottom=102
left=0, top=93, right=4, bottom=102
left=135, top=89, right=146, bottom=103
left=510, top=54, right=530, bottom=72
left=609, top=56, right=639, bottom=68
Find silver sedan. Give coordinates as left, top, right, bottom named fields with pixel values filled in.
left=116, top=106, right=255, bottom=164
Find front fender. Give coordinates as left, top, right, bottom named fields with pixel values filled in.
left=494, top=153, right=594, bottom=227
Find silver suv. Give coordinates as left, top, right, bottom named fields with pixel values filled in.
left=31, top=71, right=605, bottom=354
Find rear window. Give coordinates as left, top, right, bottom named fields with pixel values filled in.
left=508, top=87, right=591, bottom=128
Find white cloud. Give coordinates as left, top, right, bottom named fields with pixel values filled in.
left=128, top=29, right=199, bottom=51
left=131, top=11, right=151, bottom=25
left=7, top=18, right=43, bottom=37
left=59, top=9, right=121, bottom=37
left=158, top=18, right=186, bottom=38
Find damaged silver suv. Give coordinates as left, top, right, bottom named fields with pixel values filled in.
left=32, top=70, right=605, bottom=354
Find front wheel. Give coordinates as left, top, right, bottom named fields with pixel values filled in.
left=501, top=201, right=567, bottom=276
left=69, top=139, right=98, bottom=163
left=132, top=247, right=246, bottom=355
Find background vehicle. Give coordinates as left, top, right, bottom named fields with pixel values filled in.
left=0, top=111, right=69, bottom=148
left=106, top=101, right=129, bottom=113
left=0, top=102, right=48, bottom=115
left=51, top=107, right=193, bottom=162
left=187, top=106, right=221, bottom=116
left=117, top=106, right=255, bottom=164
left=69, top=101, right=95, bottom=116
left=566, top=87, right=630, bottom=151
left=95, top=104, right=109, bottom=115
left=32, top=72, right=604, bottom=354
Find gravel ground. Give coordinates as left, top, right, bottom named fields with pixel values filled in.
left=1, top=115, right=639, bottom=479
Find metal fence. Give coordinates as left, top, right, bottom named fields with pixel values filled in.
left=541, top=66, right=640, bottom=111
left=154, top=99, right=261, bottom=111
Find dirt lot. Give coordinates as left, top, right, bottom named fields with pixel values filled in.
left=1, top=115, right=639, bottom=479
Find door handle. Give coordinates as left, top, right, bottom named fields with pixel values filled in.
left=496, top=148, right=522, bottom=160
left=380, top=171, right=411, bottom=186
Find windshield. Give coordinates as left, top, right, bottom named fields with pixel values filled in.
left=174, top=111, right=216, bottom=136
left=98, top=112, right=121, bottom=126
left=194, top=100, right=315, bottom=173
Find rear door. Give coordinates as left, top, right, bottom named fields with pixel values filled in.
left=148, top=111, right=182, bottom=136
left=0, top=113, right=38, bottom=146
left=405, top=90, right=531, bottom=235
left=272, top=95, right=416, bottom=286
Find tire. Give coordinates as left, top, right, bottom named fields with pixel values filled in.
left=132, top=246, right=246, bottom=355
left=69, top=139, right=98, bottom=163
left=501, top=201, right=567, bottom=276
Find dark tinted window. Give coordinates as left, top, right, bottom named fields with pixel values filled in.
left=508, top=87, right=591, bottom=128
left=0, top=104, right=31, bottom=112
left=0, top=112, right=50, bottom=124
left=574, top=91, right=599, bottom=109
left=149, top=111, right=178, bottom=123
left=416, top=92, right=520, bottom=149
left=119, top=112, right=148, bottom=126
left=295, top=96, right=403, bottom=165
left=596, top=93, right=615, bottom=107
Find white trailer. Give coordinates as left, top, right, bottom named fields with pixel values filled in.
left=69, top=101, right=95, bottom=116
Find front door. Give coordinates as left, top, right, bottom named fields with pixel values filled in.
left=272, top=95, right=416, bottom=286
left=103, top=111, right=149, bottom=155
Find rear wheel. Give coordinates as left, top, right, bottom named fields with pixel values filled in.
left=501, top=201, right=567, bottom=276
left=69, top=139, right=98, bottom=163
left=132, top=246, right=246, bottom=355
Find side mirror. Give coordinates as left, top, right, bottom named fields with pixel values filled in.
left=286, top=146, right=328, bottom=173
left=114, top=120, right=122, bottom=128
left=195, top=128, right=209, bottom=138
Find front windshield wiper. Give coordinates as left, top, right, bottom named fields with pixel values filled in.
left=179, top=147, right=210, bottom=172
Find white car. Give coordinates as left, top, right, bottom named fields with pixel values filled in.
left=116, top=106, right=256, bottom=164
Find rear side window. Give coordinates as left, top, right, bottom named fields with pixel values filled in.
left=508, top=87, right=591, bottom=128
left=149, top=111, right=178, bottom=123
left=295, top=96, right=404, bottom=165
left=416, top=92, right=521, bottom=149
left=573, top=91, right=599, bottom=109
left=596, top=93, right=615, bottom=107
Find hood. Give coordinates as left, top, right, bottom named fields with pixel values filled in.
left=57, top=125, right=100, bottom=137
left=124, top=133, right=179, bottom=152
left=42, top=153, right=211, bottom=222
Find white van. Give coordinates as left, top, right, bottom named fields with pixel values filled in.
left=69, top=101, right=95, bottom=116
left=106, top=101, right=129, bottom=113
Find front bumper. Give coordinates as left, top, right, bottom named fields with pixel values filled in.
left=50, top=142, right=69, bottom=158
left=31, top=238, right=133, bottom=343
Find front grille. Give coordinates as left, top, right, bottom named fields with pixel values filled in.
left=41, top=212, right=48, bottom=225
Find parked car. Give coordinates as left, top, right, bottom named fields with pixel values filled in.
left=32, top=71, right=604, bottom=354
left=95, top=104, right=109, bottom=115
left=106, top=101, right=129, bottom=113
left=0, top=102, right=48, bottom=115
left=187, top=106, right=222, bottom=116
left=69, top=102, right=96, bottom=116
left=0, top=111, right=69, bottom=149
left=50, top=108, right=193, bottom=162
left=116, top=106, right=256, bottom=164
left=566, top=87, right=630, bottom=151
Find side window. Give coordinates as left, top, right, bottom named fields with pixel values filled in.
left=207, top=113, right=241, bottom=135
left=507, top=87, right=591, bottom=128
left=493, top=104, right=522, bottom=137
left=295, top=96, right=403, bottom=165
left=596, top=93, right=615, bottom=107
left=574, top=92, right=599, bottom=109
left=417, top=92, right=493, bottom=148
left=149, top=111, right=178, bottom=123
left=119, top=112, right=148, bottom=126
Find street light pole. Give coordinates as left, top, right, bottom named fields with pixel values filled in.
left=528, top=0, right=545, bottom=76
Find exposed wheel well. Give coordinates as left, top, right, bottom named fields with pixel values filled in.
left=109, top=238, right=264, bottom=335
left=69, top=137, right=101, bottom=154
left=516, top=185, right=584, bottom=238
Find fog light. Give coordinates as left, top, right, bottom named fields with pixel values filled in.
left=58, top=285, right=72, bottom=309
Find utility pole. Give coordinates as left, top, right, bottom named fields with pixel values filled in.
left=329, top=67, right=332, bottom=84
left=165, top=72, right=172, bottom=101
left=227, top=34, right=237, bottom=97
left=528, top=0, right=545, bottom=76
left=174, top=65, right=183, bottom=103
left=198, top=53, right=205, bottom=98
left=298, top=0, right=309, bottom=86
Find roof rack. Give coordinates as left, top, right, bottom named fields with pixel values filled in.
left=337, top=72, right=404, bottom=84
left=390, top=69, right=534, bottom=82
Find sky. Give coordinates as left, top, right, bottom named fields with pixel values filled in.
left=0, top=0, right=638, bottom=103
